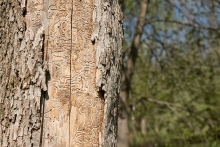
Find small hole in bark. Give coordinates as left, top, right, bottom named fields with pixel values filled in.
left=41, top=33, right=45, bottom=60
left=12, top=114, right=17, bottom=123
left=92, top=40, right=95, bottom=45
left=98, top=90, right=104, bottom=99
left=22, top=8, right=27, bottom=16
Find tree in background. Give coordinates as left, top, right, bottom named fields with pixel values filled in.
left=119, top=0, right=220, bottom=146
left=118, top=1, right=148, bottom=147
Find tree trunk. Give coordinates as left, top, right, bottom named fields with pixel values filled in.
left=0, top=0, right=123, bottom=146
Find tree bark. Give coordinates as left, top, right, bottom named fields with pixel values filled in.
left=0, top=0, right=46, bottom=146
left=0, top=0, right=123, bottom=146
left=118, top=0, right=148, bottom=147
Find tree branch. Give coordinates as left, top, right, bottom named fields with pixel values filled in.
left=136, top=97, right=186, bottom=110
left=146, top=19, right=218, bottom=31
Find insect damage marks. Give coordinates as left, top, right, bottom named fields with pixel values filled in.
left=42, top=0, right=72, bottom=146
left=42, top=0, right=105, bottom=146
left=70, top=0, right=105, bottom=146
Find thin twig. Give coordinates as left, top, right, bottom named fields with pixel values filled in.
left=146, top=19, right=218, bottom=31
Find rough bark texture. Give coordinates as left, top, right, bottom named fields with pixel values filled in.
left=0, top=0, right=123, bottom=147
left=0, top=0, right=47, bottom=146
left=92, top=0, right=123, bottom=146
left=118, top=0, right=148, bottom=147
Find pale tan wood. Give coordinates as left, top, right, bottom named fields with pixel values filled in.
left=42, top=0, right=72, bottom=146
left=70, top=0, right=105, bottom=146
left=42, top=0, right=104, bottom=146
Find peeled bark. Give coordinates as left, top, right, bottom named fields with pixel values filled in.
left=0, top=0, right=123, bottom=146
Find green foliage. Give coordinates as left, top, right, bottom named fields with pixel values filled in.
left=123, top=0, right=220, bottom=146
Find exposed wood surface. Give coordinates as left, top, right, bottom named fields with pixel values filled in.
left=42, top=0, right=105, bottom=146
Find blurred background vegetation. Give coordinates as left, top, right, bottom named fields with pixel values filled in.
left=118, top=0, right=220, bottom=147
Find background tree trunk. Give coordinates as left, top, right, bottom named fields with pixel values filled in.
left=0, top=0, right=123, bottom=146
left=118, top=0, right=148, bottom=146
